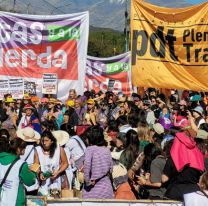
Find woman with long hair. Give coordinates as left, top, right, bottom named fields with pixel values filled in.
left=34, top=130, right=68, bottom=196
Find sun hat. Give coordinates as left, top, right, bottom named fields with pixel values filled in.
left=87, top=98, right=95, bottom=104
left=193, top=106, right=203, bottom=116
left=178, top=100, right=187, bottom=106
left=197, top=129, right=208, bottom=140
left=41, top=97, right=49, bottom=103
left=52, top=130, right=70, bottom=146
left=48, top=98, right=57, bottom=104
left=67, top=100, right=75, bottom=107
left=31, top=96, right=40, bottom=103
left=190, top=95, right=201, bottom=102
left=16, top=127, right=40, bottom=142
left=24, top=93, right=31, bottom=100
left=5, top=97, right=15, bottom=103
left=23, top=104, right=34, bottom=111
left=153, top=123, right=164, bottom=135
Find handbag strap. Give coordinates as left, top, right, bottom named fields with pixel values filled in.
left=0, top=158, right=20, bottom=188
left=24, top=146, right=34, bottom=162
left=72, top=136, right=85, bottom=153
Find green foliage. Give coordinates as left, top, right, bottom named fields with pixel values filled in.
left=88, top=29, right=126, bottom=57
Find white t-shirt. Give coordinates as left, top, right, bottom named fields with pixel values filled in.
left=184, top=191, right=208, bottom=206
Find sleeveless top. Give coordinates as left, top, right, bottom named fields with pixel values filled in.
left=0, top=159, right=24, bottom=206
left=36, top=146, right=61, bottom=195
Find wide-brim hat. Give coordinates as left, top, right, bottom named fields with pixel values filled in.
left=87, top=98, right=95, bottom=105
left=153, top=123, right=164, bottom=135
left=31, top=96, right=40, bottom=103
left=52, top=130, right=70, bottom=146
left=67, top=100, right=75, bottom=107
left=16, top=127, right=40, bottom=142
left=193, top=106, right=203, bottom=116
left=48, top=98, right=57, bottom=104
left=5, top=97, right=15, bottom=103
left=23, top=104, right=34, bottom=111
left=197, top=129, right=208, bottom=140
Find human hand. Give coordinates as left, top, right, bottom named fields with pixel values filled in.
left=40, top=173, right=46, bottom=181
left=137, top=176, right=146, bottom=186
left=51, top=171, right=59, bottom=181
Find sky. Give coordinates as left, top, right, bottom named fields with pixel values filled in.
left=186, top=0, right=207, bottom=3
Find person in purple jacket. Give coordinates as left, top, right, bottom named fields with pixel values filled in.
left=83, top=125, right=114, bottom=199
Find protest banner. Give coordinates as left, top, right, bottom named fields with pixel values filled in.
left=0, top=11, right=89, bottom=100
left=0, top=79, right=9, bottom=100
left=85, top=52, right=132, bottom=95
left=131, top=0, right=208, bottom=91
left=9, top=78, right=24, bottom=99
left=42, top=73, right=58, bottom=95
left=24, top=81, right=36, bottom=96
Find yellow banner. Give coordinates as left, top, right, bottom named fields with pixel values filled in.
left=131, top=0, right=208, bottom=91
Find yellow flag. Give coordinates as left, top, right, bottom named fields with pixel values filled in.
left=131, top=0, right=208, bottom=91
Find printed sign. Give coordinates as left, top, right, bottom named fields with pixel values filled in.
left=42, top=73, right=58, bottom=94
left=9, top=78, right=24, bottom=99
left=24, top=81, right=36, bottom=95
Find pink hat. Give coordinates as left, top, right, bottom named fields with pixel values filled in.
left=41, top=98, right=48, bottom=103
left=178, top=100, right=187, bottom=106
left=174, top=118, right=190, bottom=129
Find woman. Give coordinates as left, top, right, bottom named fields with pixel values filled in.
left=138, top=143, right=166, bottom=199
left=0, top=137, right=36, bottom=206
left=83, top=99, right=97, bottom=125
left=137, top=123, right=153, bottom=152
left=34, top=131, right=68, bottom=196
left=162, top=129, right=204, bottom=201
left=83, top=125, right=114, bottom=199
left=184, top=172, right=208, bottom=205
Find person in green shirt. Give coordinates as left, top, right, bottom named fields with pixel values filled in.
left=0, top=136, right=36, bottom=206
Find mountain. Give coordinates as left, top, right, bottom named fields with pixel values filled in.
left=0, top=0, right=192, bottom=31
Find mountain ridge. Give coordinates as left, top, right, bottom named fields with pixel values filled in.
left=0, top=0, right=192, bottom=31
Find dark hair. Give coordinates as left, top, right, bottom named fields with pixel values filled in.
left=143, top=143, right=162, bottom=172
left=41, top=119, right=58, bottom=132
left=60, top=123, right=76, bottom=136
left=0, top=136, right=9, bottom=153
left=87, top=125, right=106, bottom=146
left=120, top=130, right=140, bottom=170
left=107, top=120, right=119, bottom=132
left=41, top=131, right=57, bottom=158
left=116, top=115, right=128, bottom=126
left=9, top=138, right=27, bottom=155
left=0, top=129, right=10, bottom=140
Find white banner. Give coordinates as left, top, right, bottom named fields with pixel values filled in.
left=0, top=11, right=89, bottom=101
left=42, top=73, right=58, bottom=95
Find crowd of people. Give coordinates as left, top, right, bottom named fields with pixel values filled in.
left=0, top=88, right=208, bottom=206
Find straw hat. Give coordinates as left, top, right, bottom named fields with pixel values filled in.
left=67, top=100, right=75, bottom=107
left=5, top=97, right=15, bottom=103
left=48, top=98, right=57, bottom=104
left=153, top=123, right=164, bottom=135
left=23, top=104, right=34, bottom=111
left=16, top=127, right=40, bottom=142
left=87, top=98, right=95, bottom=104
left=31, top=96, right=40, bottom=103
left=24, top=93, right=31, bottom=100
left=52, top=130, right=70, bottom=146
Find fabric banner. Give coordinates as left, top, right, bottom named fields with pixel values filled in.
left=131, top=0, right=208, bottom=91
left=0, top=11, right=89, bottom=100
left=85, top=52, right=132, bottom=95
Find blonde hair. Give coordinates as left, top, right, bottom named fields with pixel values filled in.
left=200, top=172, right=208, bottom=190
left=137, top=124, right=153, bottom=143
